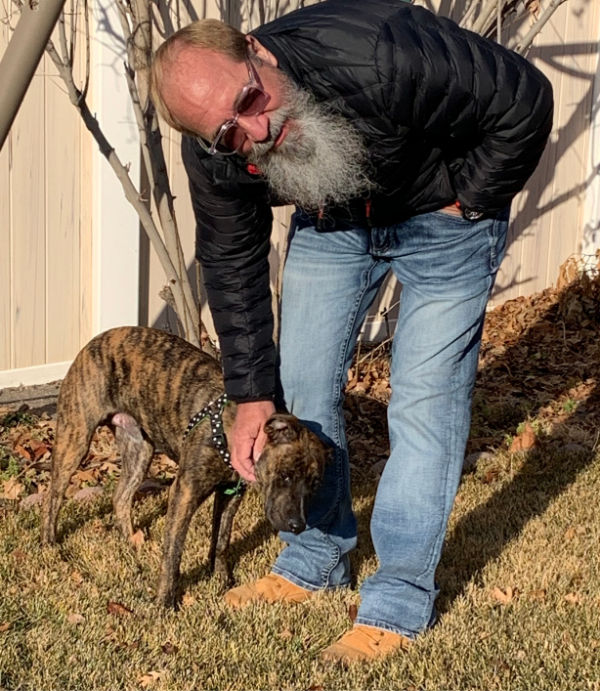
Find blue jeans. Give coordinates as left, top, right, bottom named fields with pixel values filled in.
left=273, top=208, right=508, bottom=638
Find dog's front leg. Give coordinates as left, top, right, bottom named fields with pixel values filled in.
left=208, top=487, right=244, bottom=585
left=157, top=468, right=213, bottom=608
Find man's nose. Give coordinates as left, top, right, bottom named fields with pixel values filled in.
left=237, top=112, right=271, bottom=143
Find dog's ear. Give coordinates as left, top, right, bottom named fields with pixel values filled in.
left=264, top=414, right=302, bottom=445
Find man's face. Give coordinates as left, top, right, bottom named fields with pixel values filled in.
left=159, top=45, right=291, bottom=156
left=160, top=43, right=373, bottom=210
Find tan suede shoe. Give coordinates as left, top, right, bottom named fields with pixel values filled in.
left=224, top=573, right=315, bottom=608
left=320, top=624, right=411, bottom=663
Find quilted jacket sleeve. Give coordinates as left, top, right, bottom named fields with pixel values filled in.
left=181, top=137, right=276, bottom=402
left=378, top=6, right=554, bottom=213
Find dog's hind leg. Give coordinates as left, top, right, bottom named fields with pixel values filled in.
left=157, top=468, right=214, bottom=608
left=42, top=416, right=96, bottom=545
left=112, top=414, right=154, bottom=540
left=208, top=488, right=244, bottom=585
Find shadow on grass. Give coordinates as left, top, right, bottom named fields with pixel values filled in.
left=54, top=495, right=115, bottom=543
left=345, top=274, right=600, bottom=607
left=181, top=512, right=274, bottom=591
left=439, top=275, right=600, bottom=609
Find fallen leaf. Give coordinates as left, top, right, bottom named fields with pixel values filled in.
left=161, top=642, right=178, bottom=655
left=482, top=468, right=500, bottom=484
left=107, top=601, right=133, bottom=617
left=2, top=477, right=25, bottom=500
left=99, top=461, right=120, bottom=474
left=138, top=671, right=163, bottom=688
left=564, top=592, right=582, bottom=605
left=130, top=530, right=145, bottom=547
left=510, top=423, right=537, bottom=452
left=491, top=586, right=516, bottom=605
left=29, top=439, right=50, bottom=461
left=181, top=593, right=196, bottom=608
left=0, top=622, right=12, bottom=632
left=67, top=613, right=85, bottom=625
left=14, top=444, right=31, bottom=461
left=73, top=469, right=98, bottom=485
left=278, top=628, right=293, bottom=640
left=11, top=549, right=26, bottom=562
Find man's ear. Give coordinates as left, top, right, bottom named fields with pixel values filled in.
left=245, top=34, right=278, bottom=67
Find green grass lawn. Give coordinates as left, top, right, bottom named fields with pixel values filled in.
left=1, top=271, right=599, bottom=690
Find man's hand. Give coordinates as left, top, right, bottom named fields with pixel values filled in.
left=230, top=400, right=276, bottom=482
left=440, top=202, right=463, bottom=216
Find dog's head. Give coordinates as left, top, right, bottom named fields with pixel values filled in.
left=255, top=413, right=329, bottom=535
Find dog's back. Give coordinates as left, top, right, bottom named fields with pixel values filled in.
left=57, top=327, right=223, bottom=457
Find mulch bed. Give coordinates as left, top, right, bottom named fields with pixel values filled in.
left=1, top=255, right=599, bottom=504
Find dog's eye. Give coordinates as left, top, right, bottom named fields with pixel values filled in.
left=280, top=474, right=292, bottom=486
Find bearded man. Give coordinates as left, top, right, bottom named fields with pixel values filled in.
left=151, top=0, right=553, bottom=663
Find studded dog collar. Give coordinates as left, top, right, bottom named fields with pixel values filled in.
left=183, top=393, right=232, bottom=468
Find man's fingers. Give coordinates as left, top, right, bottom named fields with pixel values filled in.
left=231, top=438, right=257, bottom=482
left=229, top=400, right=276, bottom=482
left=233, top=462, right=256, bottom=483
left=252, top=426, right=269, bottom=463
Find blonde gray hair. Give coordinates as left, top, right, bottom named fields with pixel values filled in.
left=150, top=19, right=247, bottom=131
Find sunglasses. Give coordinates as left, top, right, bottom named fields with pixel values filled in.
left=198, top=57, right=271, bottom=155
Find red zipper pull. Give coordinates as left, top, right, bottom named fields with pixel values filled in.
left=317, top=205, right=325, bottom=229
left=365, top=199, right=372, bottom=227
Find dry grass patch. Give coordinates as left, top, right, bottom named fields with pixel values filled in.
left=1, top=444, right=598, bottom=689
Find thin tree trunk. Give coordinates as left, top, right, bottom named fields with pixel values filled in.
left=0, top=0, right=67, bottom=148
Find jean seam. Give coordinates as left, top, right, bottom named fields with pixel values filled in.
left=487, top=218, right=498, bottom=272
left=271, top=565, right=338, bottom=592
left=318, top=257, right=379, bottom=586
left=415, top=359, right=457, bottom=585
left=354, top=616, right=418, bottom=640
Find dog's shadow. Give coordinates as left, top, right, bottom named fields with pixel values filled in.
left=180, top=513, right=274, bottom=593
left=53, top=494, right=116, bottom=543
left=132, top=485, right=274, bottom=592
left=50, top=476, right=274, bottom=598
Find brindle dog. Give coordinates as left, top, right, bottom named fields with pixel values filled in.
left=41, top=327, right=328, bottom=607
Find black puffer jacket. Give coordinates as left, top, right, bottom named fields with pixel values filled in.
left=182, top=0, right=553, bottom=402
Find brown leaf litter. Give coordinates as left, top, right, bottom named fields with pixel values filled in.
left=1, top=255, right=599, bottom=500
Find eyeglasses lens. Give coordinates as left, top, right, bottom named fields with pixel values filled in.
left=209, top=58, right=272, bottom=154
left=214, top=87, right=271, bottom=153
left=237, top=87, right=270, bottom=116
left=219, top=126, right=246, bottom=153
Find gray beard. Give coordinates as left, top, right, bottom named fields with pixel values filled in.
left=247, top=84, right=374, bottom=211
